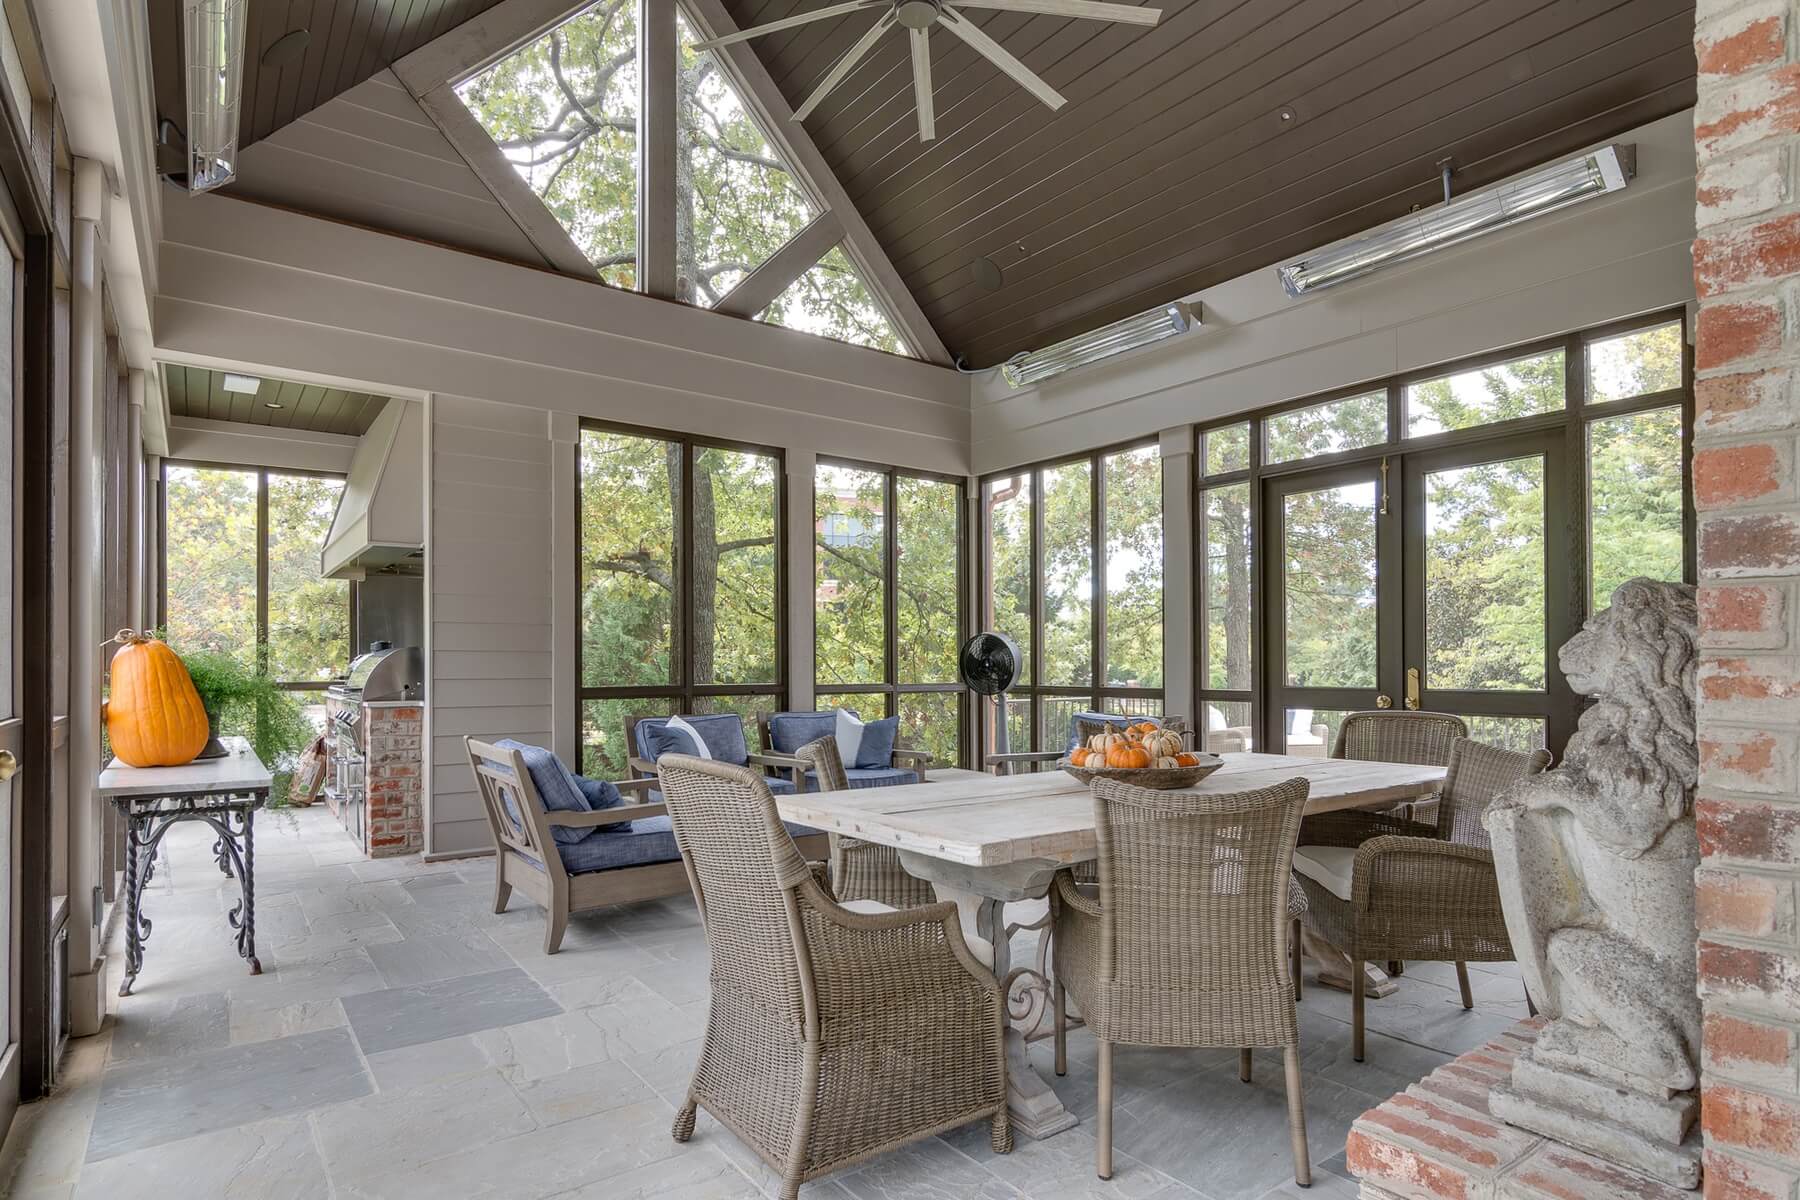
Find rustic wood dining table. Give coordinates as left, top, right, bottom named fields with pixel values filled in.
left=775, top=751, right=1447, bottom=1140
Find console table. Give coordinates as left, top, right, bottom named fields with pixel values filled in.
left=97, top=736, right=271, bottom=997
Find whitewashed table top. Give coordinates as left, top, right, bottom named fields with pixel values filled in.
left=98, top=736, right=273, bottom=799
left=775, top=752, right=1446, bottom=868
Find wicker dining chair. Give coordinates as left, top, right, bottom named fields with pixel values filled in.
left=795, top=736, right=938, bottom=910
left=1331, top=710, right=1470, bottom=764
left=654, top=754, right=1010, bottom=1198
left=1051, top=774, right=1313, bottom=1185
left=1291, top=737, right=1551, bottom=1061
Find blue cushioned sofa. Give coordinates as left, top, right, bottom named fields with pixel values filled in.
left=754, top=710, right=934, bottom=790
left=466, top=735, right=828, bottom=954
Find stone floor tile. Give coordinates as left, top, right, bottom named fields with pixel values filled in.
left=943, top=1116, right=1180, bottom=1200
left=833, top=1136, right=1025, bottom=1200
left=0, top=1030, right=111, bottom=1196
left=472, top=1009, right=622, bottom=1081
left=85, top=1027, right=371, bottom=1163
left=621, top=1036, right=704, bottom=1104
left=365, top=929, right=512, bottom=987
left=342, top=966, right=562, bottom=1055
left=106, top=991, right=229, bottom=1065
left=580, top=978, right=708, bottom=1059
left=510, top=1057, right=654, bottom=1126
left=72, top=1116, right=327, bottom=1200
left=227, top=996, right=348, bottom=1046
left=544, top=1143, right=765, bottom=1199
left=362, top=1034, right=492, bottom=1092
left=311, top=1068, right=536, bottom=1180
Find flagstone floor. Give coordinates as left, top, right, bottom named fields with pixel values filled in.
left=0, top=806, right=1531, bottom=1200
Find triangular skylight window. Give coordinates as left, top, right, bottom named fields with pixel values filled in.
left=757, top=246, right=904, bottom=355
left=676, top=13, right=817, bottom=307
left=457, top=0, right=642, bottom=288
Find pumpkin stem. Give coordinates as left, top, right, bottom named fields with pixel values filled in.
left=107, top=628, right=149, bottom=649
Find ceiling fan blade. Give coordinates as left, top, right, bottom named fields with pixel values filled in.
left=690, top=0, right=886, bottom=51
left=939, top=8, right=1066, bottom=110
left=951, top=0, right=1162, bottom=25
left=910, top=26, right=935, bottom=141
left=793, top=10, right=896, bottom=121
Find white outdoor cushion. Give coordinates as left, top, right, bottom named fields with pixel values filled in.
left=834, top=708, right=866, bottom=767
left=664, top=715, right=712, bottom=760
left=1292, top=845, right=1357, bottom=902
left=839, top=898, right=893, bottom=915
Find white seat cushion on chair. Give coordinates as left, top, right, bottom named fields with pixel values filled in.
left=1292, top=845, right=1357, bottom=902
left=839, top=898, right=894, bottom=915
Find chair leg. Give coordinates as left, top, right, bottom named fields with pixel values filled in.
left=1456, top=961, right=1474, bottom=1010
left=672, top=1096, right=698, bottom=1142
left=1096, top=1040, right=1114, bottom=1180
left=1283, top=1044, right=1311, bottom=1188
left=1053, top=977, right=1068, bottom=1077
left=1352, top=958, right=1366, bottom=1063
left=1291, top=918, right=1304, bottom=1001
left=991, top=1107, right=1013, bottom=1154
left=492, top=866, right=511, bottom=914
left=543, top=906, right=568, bottom=955
left=1389, top=960, right=1404, bottom=977
left=1239, top=1049, right=1253, bottom=1083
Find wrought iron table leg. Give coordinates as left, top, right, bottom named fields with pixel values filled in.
left=241, top=805, right=259, bottom=974
left=213, top=834, right=234, bottom=877
left=120, top=810, right=151, bottom=997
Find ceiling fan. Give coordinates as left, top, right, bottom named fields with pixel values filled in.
left=693, top=0, right=1163, bottom=143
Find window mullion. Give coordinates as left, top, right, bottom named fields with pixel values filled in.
left=639, top=0, right=678, bottom=299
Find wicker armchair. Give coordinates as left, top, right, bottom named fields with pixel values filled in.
left=1291, top=738, right=1551, bottom=1061
left=655, top=755, right=1010, bottom=1198
left=1331, top=710, right=1470, bottom=764
left=1051, top=774, right=1313, bottom=1185
left=795, top=736, right=938, bottom=910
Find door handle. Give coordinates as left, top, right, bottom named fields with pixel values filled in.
left=1405, top=668, right=1421, bottom=711
left=0, top=749, right=18, bottom=781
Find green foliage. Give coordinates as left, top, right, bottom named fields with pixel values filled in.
left=456, top=2, right=903, bottom=352
left=178, top=649, right=318, bottom=796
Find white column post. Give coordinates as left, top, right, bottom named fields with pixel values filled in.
left=126, top=371, right=145, bottom=630
left=67, top=158, right=108, bottom=1036
left=548, top=409, right=579, bottom=765
left=787, top=449, right=816, bottom=714
left=1159, top=427, right=1196, bottom=733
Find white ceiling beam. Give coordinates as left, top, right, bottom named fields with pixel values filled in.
left=684, top=0, right=953, bottom=366
left=639, top=0, right=678, bottom=299
left=714, top=210, right=845, bottom=318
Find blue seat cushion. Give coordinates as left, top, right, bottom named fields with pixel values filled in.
left=794, top=766, right=919, bottom=791
left=492, top=739, right=627, bottom=845
left=766, top=710, right=844, bottom=754
left=516, top=815, right=825, bottom=876
left=635, top=715, right=750, bottom=767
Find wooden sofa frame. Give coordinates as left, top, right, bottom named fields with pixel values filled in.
left=466, top=736, right=827, bottom=953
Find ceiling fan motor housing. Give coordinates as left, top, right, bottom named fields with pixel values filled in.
left=897, top=0, right=940, bottom=29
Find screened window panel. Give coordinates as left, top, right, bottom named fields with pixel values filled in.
left=1589, top=406, right=1684, bottom=605
left=1203, top=423, right=1250, bottom=475
left=693, top=446, right=780, bottom=686
left=984, top=475, right=1033, bottom=687
left=266, top=474, right=349, bottom=683
left=1265, top=390, right=1387, bottom=464
left=1423, top=455, right=1547, bottom=692
left=1281, top=482, right=1378, bottom=689
left=1405, top=349, right=1566, bottom=436
left=580, top=429, right=679, bottom=689
left=1041, top=461, right=1093, bottom=687
left=164, top=465, right=259, bottom=665
left=758, top=245, right=904, bottom=353
left=899, top=691, right=961, bottom=769
left=1587, top=321, right=1683, bottom=404
left=1201, top=483, right=1253, bottom=692
left=896, top=476, right=959, bottom=685
left=815, top=464, right=886, bottom=687
left=1103, top=445, right=1161, bottom=689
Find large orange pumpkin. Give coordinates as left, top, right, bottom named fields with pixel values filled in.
left=1105, top=743, right=1150, bottom=769
left=104, top=630, right=210, bottom=767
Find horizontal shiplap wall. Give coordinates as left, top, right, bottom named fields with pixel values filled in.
left=427, top=394, right=555, bottom=856
left=230, top=70, right=547, bottom=269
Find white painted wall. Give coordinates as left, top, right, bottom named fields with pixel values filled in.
left=970, top=110, right=1700, bottom=474
left=164, top=416, right=358, bottom=474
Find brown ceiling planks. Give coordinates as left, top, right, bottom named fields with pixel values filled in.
left=162, top=367, right=393, bottom=438
left=721, top=0, right=1696, bottom=365
left=147, top=0, right=511, bottom=150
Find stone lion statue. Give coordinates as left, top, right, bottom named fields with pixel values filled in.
left=1485, top=577, right=1700, bottom=1095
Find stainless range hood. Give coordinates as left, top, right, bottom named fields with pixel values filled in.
left=321, top=398, right=425, bottom=580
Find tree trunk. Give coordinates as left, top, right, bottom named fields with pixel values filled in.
left=691, top=453, right=719, bottom=686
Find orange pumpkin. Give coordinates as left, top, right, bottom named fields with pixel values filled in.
left=1105, top=743, right=1151, bottom=769
left=1068, top=747, right=1091, bottom=767
left=1172, top=752, right=1203, bottom=768
left=103, top=630, right=210, bottom=767
left=1130, top=721, right=1160, bottom=737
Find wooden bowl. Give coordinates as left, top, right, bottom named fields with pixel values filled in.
left=1059, top=755, right=1224, bottom=790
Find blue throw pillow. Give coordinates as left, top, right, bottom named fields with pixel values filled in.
left=644, top=715, right=750, bottom=766
left=575, top=777, right=630, bottom=834
left=852, top=715, right=899, bottom=769
left=494, top=739, right=595, bottom=848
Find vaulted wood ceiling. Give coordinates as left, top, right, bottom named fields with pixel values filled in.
left=164, top=366, right=391, bottom=436
left=148, top=0, right=508, bottom=151
left=725, top=0, right=1696, bottom=366
left=148, top=0, right=1697, bottom=369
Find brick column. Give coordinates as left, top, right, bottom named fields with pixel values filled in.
left=1693, top=2, right=1800, bottom=1194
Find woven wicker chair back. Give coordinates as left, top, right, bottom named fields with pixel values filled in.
left=1331, top=711, right=1469, bottom=766
left=1436, top=738, right=1553, bottom=848
left=1089, top=775, right=1309, bottom=1046
left=795, top=736, right=850, bottom=791
left=656, top=755, right=811, bottom=1027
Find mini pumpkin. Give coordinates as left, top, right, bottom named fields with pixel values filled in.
left=1068, top=747, right=1092, bottom=767
left=1106, top=743, right=1151, bottom=769
left=1089, top=732, right=1124, bottom=753
left=1130, top=721, right=1160, bottom=737
left=1173, top=752, right=1203, bottom=768
left=103, top=629, right=210, bottom=767
left=1144, top=731, right=1184, bottom=758
left=1154, top=755, right=1182, bottom=769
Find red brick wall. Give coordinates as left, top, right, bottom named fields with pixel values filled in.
left=1695, top=3, right=1800, bottom=1194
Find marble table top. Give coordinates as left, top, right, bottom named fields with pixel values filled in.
left=775, top=752, right=1446, bottom=868
left=98, top=736, right=273, bottom=799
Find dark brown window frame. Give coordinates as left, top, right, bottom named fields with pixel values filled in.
left=978, top=437, right=1168, bottom=760
left=158, top=459, right=356, bottom=692
left=1195, top=308, right=1695, bottom=759
left=811, top=456, right=969, bottom=768
left=574, top=418, right=789, bottom=753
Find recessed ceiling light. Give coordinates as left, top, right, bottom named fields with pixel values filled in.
left=262, top=29, right=311, bottom=70
left=222, top=373, right=262, bottom=395
left=1277, top=105, right=1297, bottom=126
left=264, top=401, right=285, bottom=410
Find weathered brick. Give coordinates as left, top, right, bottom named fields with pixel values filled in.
left=1696, top=441, right=1796, bottom=508
left=1699, top=214, right=1800, bottom=299
left=1697, top=865, right=1796, bottom=939
left=1506, top=1142, right=1702, bottom=1199
left=1702, top=512, right=1800, bottom=578
left=1698, top=368, right=1800, bottom=437
left=1705, top=1009, right=1800, bottom=1090
left=1702, top=1146, right=1800, bottom=1200
left=1698, top=62, right=1800, bottom=158
left=1701, top=940, right=1800, bottom=1013
left=1700, top=146, right=1792, bottom=227
left=1701, top=794, right=1800, bottom=865
left=1346, top=1127, right=1477, bottom=1200
left=1704, top=1083, right=1800, bottom=1162
left=1698, top=1, right=1790, bottom=78
left=1701, top=656, right=1800, bottom=721
left=1702, top=584, right=1791, bottom=649
left=1698, top=298, right=1786, bottom=372
left=1704, top=725, right=1800, bottom=793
